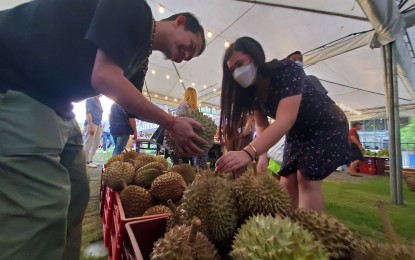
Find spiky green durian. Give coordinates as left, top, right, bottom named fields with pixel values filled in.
left=181, top=173, right=238, bottom=250
left=231, top=214, right=328, bottom=260
left=165, top=109, right=216, bottom=154
left=120, top=185, right=153, bottom=218
left=150, top=172, right=187, bottom=201
left=143, top=205, right=172, bottom=216
left=171, top=164, right=197, bottom=185
left=134, top=164, right=165, bottom=188
left=102, top=161, right=135, bottom=190
left=150, top=218, right=219, bottom=260
left=292, top=208, right=357, bottom=259
left=232, top=172, right=291, bottom=220
left=354, top=238, right=415, bottom=260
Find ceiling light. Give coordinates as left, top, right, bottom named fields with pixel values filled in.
left=151, top=70, right=156, bottom=74
left=158, top=5, right=165, bottom=14
left=224, top=41, right=230, bottom=48
left=166, top=75, right=170, bottom=79
left=207, top=31, right=213, bottom=38
left=203, top=85, right=207, bottom=89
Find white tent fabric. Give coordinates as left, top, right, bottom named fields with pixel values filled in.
left=3, top=0, right=415, bottom=120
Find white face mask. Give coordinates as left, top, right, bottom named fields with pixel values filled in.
left=233, top=62, right=258, bottom=88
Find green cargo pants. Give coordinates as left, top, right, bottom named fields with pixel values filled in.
left=0, top=90, right=90, bottom=259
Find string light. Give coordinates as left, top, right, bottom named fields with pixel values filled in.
left=165, top=96, right=168, bottom=100
left=213, top=88, right=217, bottom=92
left=207, top=31, right=213, bottom=38
left=166, top=75, right=170, bottom=79
left=179, top=79, right=183, bottom=83
left=203, top=85, right=207, bottom=89
left=174, top=98, right=178, bottom=102
left=151, top=70, right=156, bottom=75
left=224, top=41, right=230, bottom=48
left=158, top=4, right=165, bottom=13
left=192, top=82, right=195, bottom=86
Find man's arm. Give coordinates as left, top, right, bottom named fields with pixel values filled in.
left=129, top=118, right=137, bottom=140
left=91, top=50, right=207, bottom=155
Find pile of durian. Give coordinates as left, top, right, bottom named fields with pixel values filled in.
left=403, top=172, right=415, bottom=192
left=103, top=155, right=415, bottom=259
left=102, top=151, right=197, bottom=218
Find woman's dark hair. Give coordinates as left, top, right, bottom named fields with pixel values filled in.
left=351, top=121, right=363, bottom=127
left=219, top=37, right=277, bottom=151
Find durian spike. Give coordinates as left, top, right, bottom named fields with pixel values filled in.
left=166, top=199, right=177, bottom=213
left=252, top=161, right=258, bottom=176
left=375, top=200, right=400, bottom=244
left=187, top=217, right=202, bottom=245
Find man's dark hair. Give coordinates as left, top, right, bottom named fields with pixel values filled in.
left=162, top=12, right=206, bottom=55
left=351, top=121, right=363, bottom=127
left=287, top=51, right=303, bottom=60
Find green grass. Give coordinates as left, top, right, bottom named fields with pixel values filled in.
left=323, top=176, right=415, bottom=243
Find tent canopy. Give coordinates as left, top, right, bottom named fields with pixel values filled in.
left=3, top=0, right=415, bottom=120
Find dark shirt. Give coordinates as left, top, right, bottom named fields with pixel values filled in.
left=255, top=59, right=347, bottom=141
left=110, top=103, right=134, bottom=136
left=0, top=0, right=152, bottom=118
left=84, top=97, right=103, bottom=126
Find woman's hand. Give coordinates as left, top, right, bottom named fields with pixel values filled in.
left=256, top=155, right=269, bottom=174
left=215, top=150, right=252, bottom=173
left=169, top=117, right=208, bottom=156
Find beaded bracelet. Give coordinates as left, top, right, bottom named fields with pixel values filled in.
left=242, top=148, right=254, bottom=161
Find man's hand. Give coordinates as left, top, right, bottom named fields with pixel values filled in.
left=133, top=132, right=137, bottom=140
left=89, top=124, right=95, bottom=136
left=215, top=150, right=252, bottom=173
left=169, top=117, right=208, bottom=156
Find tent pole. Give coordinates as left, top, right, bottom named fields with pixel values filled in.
left=383, top=42, right=404, bottom=205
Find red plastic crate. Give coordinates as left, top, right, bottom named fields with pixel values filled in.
left=124, top=216, right=168, bottom=260
left=110, top=193, right=170, bottom=260
left=103, top=203, right=113, bottom=248
left=359, top=164, right=376, bottom=175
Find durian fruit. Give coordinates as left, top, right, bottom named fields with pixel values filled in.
left=143, top=205, right=172, bottom=216
left=134, top=154, right=156, bottom=171
left=122, top=150, right=142, bottom=165
left=403, top=172, right=415, bottom=192
left=120, top=185, right=153, bottom=218
left=137, top=161, right=165, bottom=173
left=354, top=238, right=415, bottom=260
left=134, top=164, right=165, bottom=188
left=102, top=161, right=135, bottom=190
left=171, top=164, right=197, bottom=185
left=232, top=172, right=291, bottom=220
left=181, top=173, right=238, bottom=250
left=105, top=154, right=124, bottom=168
left=292, top=208, right=357, bottom=259
left=165, top=109, right=216, bottom=154
left=154, top=155, right=169, bottom=170
left=230, top=214, right=328, bottom=260
left=150, top=218, right=219, bottom=260
left=166, top=199, right=187, bottom=231
left=150, top=172, right=187, bottom=201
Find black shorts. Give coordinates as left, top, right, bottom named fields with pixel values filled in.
left=349, top=142, right=364, bottom=161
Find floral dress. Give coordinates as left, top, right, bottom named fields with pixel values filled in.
left=255, top=59, right=350, bottom=180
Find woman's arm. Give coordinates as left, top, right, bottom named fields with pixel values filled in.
left=215, top=94, right=302, bottom=173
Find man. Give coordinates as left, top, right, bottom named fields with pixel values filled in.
left=287, top=51, right=329, bottom=95
left=110, top=103, right=137, bottom=156
left=0, top=0, right=207, bottom=259
left=348, top=121, right=365, bottom=175
left=83, top=95, right=103, bottom=167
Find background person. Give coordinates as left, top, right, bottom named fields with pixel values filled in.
left=83, top=95, right=103, bottom=167
left=348, top=121, right=365, bottom=175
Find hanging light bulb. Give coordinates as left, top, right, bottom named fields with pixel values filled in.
left=179, top=79, right=183, bottom=83
left=224, top=40, right=230, bottom=48
left=151, top=70, right=156, bottom=75
left=192, top=82, right=195, bottom=86
left=174, top=98, right=178, bottom=102
left=213, top=88, right=217, bottom=92
left=203, top=85, right=207, bottom=89
left=158, top=5, right=165, bottom=14
left=166, top=75, right=170, bottom=79
left=207, top=31, right=213, bottom=38
left=165, top=96, right=168, bottom=100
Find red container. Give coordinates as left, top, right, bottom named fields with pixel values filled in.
left=359, top=164, right=376, bottom=175
left=376, top=157, right=389, bottom=175
left=124, top=216, right=168, bottom=260
left=362, top=156, right=376, bottom=165
left=110, top=193, right=170, bottom=260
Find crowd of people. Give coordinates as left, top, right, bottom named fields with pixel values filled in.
left=0, top=0, right=362, bottom=259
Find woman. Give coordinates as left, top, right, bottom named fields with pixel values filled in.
left=215, top=37, right=350, bottom=211
left=175, top=87, right=209, bottom=171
